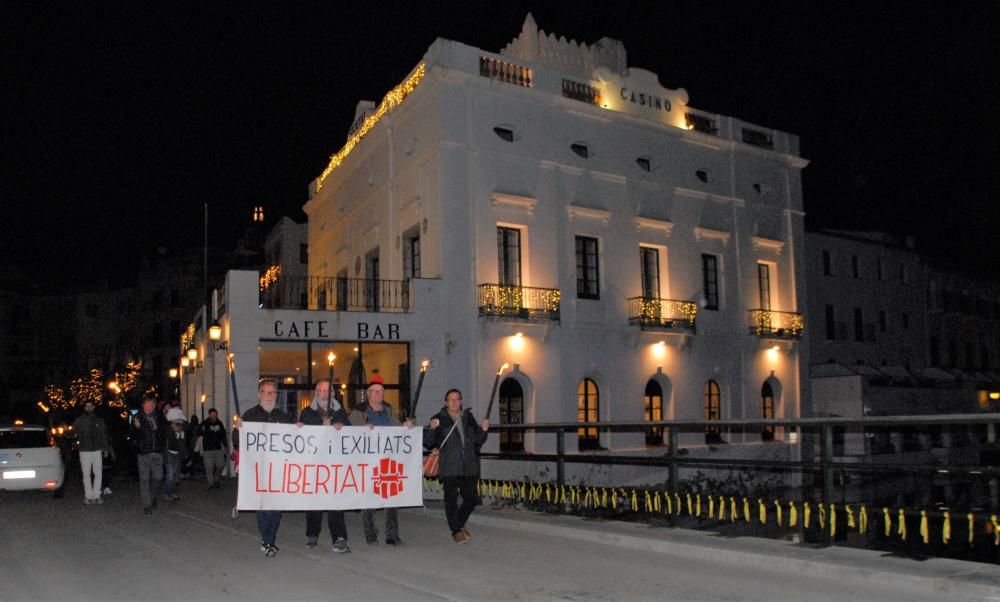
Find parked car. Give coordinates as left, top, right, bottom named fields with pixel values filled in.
left=0, top=423, right=65, bottom=497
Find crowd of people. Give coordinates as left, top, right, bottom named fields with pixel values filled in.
left=72, top=374, right=492, bottom=557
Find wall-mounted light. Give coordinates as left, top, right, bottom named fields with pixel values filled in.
left=508, top=332, right=525, bottom=353
left=187, top=347, right=199, bottom=362
left=209, top=322, right=227, bottom=350
left=169, top=368, right=179, bottom=379
left=180, top=356, right=190, bottom=368
left=766, top=345, right=780, bottom=362
left=652, top=341, right=667, bottom=362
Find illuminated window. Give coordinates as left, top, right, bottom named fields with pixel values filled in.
left=644, top=380, right=664, bottom=446
left=761, top=382, right=775, bottom=441
left=497, top=227, right=522, bottom=287
left=640, top=247, right=660, bottom=300
left=757, top=263, right=772, bottom=311
left=575, top=236, right=600, bottom=299
left=577, top=378, right=600, bottom=450
left=570, top=142, right=589, bottom=159
left=704, top=380, right=724, bottom=444
left=499, top=378, right=524, bottom=453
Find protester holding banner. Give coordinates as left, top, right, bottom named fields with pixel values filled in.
left=426, top=388, right=489, bottom=544
left=347, top=376, right=413, bottom=545
left=239, top=379, right=293, bottom=557
left=298, top=379, right=351, bottom=553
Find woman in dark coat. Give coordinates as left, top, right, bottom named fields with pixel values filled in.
left=425, top=388, right=489, bottom=544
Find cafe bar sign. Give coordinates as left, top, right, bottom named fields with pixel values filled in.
left=594, top=66, right=689, bottom=130
left=272, top=320, right=402, bottom=341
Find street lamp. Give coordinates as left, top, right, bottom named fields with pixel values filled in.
left=209, top=322, right=227, bottom=350
left=187, top=347, right=199, bottom=362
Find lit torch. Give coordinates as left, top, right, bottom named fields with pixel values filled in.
left=409, top=359, right=431, bottom=420
left=485, top=362, right=509, bottom=420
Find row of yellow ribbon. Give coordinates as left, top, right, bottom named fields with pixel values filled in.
left=421, top=479, right=1000, bottom=547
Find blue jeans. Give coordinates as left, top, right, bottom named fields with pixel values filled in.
left=164, top=453, right=180, bottom=497
left=257, top=511, right=282, bottom=547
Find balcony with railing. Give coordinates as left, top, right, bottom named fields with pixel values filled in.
left=628, top=297, right=697, bottom=333
left=748, top=309, right=804, bottom=339
left=479, top=56, right=533, bottom=87
left=478, top=284, right=560, bottom=322
left=259, top=275, right=413, bottom=313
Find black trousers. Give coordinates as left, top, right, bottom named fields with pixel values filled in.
left=442, top=476, right=479, bottom=534
left=305, top=510, right=347, bottom=541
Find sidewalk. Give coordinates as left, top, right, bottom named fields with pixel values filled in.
left=413, top=502, right=1000, bottom=600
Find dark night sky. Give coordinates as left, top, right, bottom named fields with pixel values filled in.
left=2, top=1, right=998, bottom=288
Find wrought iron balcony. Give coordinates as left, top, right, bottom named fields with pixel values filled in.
left=478, top=284, right=560, bottom=322
left=628, top=297, right=697, bottom=332
left=748, top=309, right=804, bottom=338
left=259, top=275, right=413, bottom=313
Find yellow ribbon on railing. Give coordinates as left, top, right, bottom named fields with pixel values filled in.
left=992, top=515, right=1000, bottom=546
left=645, top=491, right=653, bottom=513
left=546, top=484, right=553, bottom=503
left=789, top=502, right=798, bottom=528
left=775, top=501, right=783, bottom=527
left=758, top=499, right=767, bottom=525
left=697, top=494, right=702, bottom=517
left=883, top=508, right=892, bottom=537
left=846, top=505, right=855, bottom=529
left=898, top=509, right=907, bottom=541
left=730, top=497, right=737, bottom=523
left=477, top=481, right=483, bottom=496
left=687, top=493, right=693, bottom=517
left=583, top=488, right=592, bottom=508
left=521, top=483, right=527, bottom=499
left=920, top=511, right=929, bottom=544
left=677, top=493, right=683, bottom=516
left=654, top=491, right=661, bottom=513
left=859, top=506, right=868, bottom=534
left=611, top=489, right=618, bottom=510
left=818, top=504, right=826, bottom=531
left=830, top=504, right=837, bottom=538
left=602, top=488, right=609, bottom=508
left=804, top=502, right=811, bottom=529
left=719, top=496, right=727, bottom=521
left=942, top=511, right=951, bottom=545
left=968, top=513, right=975, bottom=546
left=631, top=490, right=639, bottom=512
left=708, top=496, right=715, bottom=519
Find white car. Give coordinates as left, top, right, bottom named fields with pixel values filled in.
left=0, top=424, right=65, bottom=494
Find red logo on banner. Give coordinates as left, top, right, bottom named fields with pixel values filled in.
left=372, top=457, right=407, bottom=499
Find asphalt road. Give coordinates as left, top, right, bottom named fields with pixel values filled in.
left=0, top=472, right=986, bottom=601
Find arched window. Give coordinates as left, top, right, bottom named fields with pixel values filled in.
left=644, top=380, right=664, bottom=446
left=499, top=378, right=524, bottom=453
left=577, top=378, right=600, bottom=450
left=704, top=380, right=724, bottom=444
left=761, top=381, right=775, bottom=441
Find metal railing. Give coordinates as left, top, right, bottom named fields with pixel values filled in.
left=628, top=297, right=697, bottom=331
left=685, top=112, right=719, bottom=135
left=481, top=414, right=1000, bottom=548
left=478, top=284, right=560, bottom=322
left=259, top=275, right=413, bottom=313
left=748, top=309, right=804, bottom=338
left=741, top=127, right=775, bottom=149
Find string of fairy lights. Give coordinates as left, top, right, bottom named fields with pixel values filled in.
left=315, top=63, right=427, bottom=191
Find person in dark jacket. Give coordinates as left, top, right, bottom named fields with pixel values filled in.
left=132, top=396, right=168, bottom=514
left=73, top=400, right=108, bottom=505
left=297, top=379, right=351, bottom=552
left=198, top=408, right=228, bottom=489
left=347, top=376, right=414, bottom=545
left=237, top=379, right=292, bottom=557
left=425, top=388, right=489, bottom=544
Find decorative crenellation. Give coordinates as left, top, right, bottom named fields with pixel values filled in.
left=501, top=14, right=627, bottom=80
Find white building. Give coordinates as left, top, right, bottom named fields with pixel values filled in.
left=183, top=16, right=811, bottom=479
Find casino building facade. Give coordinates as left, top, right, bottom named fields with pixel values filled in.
left=181, top=16, right=810, bottom=476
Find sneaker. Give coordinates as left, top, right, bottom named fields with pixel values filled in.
left=452, top=531, right=468, bottom=544
left=332, top=537, right=351, bottom=553
left=462, top=527, right=471, bottom=540
left=260, top=542, right=267, bottom=552
left=306, top=536, right=318, bottom=549
left=265, top=545, right=278, bottom=557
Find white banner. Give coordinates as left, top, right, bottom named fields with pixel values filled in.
left=236, top=424, right=423, bottom=511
